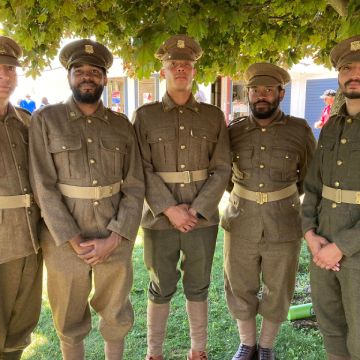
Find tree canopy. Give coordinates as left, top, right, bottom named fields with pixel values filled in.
left=0, top=0, right=359, bottom=82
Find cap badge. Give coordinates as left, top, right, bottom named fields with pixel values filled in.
left=350, top=41, right=360, bottom=52
left=84, top=44, right=94, bottom=54
left=0, top=46, right=6, bottom=55
left=177, top=40, right=185, bottom=48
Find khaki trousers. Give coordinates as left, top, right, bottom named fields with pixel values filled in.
left=224, top=231, right=300, bottom=322
left=40, top=225, right=134, bottom=345
left=0, top=253, right=42, bottom=352
left=144, top=226, right=218, bottom=304
left=311, top=264, right=360, bottom=359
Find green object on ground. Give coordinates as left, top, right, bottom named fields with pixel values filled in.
left=287, top=303, right=315, bottom=321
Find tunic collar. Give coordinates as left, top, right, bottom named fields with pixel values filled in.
left=162, top=92, right=200, bottom=113
left=65, top=96, right=109, bottom=123
left=247, top=109, right=285, bottom=130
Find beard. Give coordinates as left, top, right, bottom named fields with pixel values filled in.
left=249, top=98, right=280, bottom=119
left=71, top=81, right=104, bottom=104
left=341, top=79, right=360, bottom=99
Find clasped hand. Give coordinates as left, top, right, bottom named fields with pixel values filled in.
left=304, top=229, right=343, bottom=271
left=69, top=232, right=122, bottom=266
left=164, top=204, right=198, bottom=233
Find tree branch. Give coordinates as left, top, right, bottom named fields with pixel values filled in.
left=327, top=0, right=349, bottom=17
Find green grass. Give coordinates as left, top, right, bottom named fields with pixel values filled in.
left=22, top=228, right=325, bottom=360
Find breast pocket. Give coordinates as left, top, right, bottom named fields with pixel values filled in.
left=270, top=147, right=299, bottom=181
left=146, top=127, right=176, bottom=167
left=190, top=127, right=217, bottom=167
left=48, top=135, right=83, bottom=180
left=100, top=137, right=127, bottom=177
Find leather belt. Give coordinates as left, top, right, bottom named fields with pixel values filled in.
left=57, top=182, right=121, bottom=200
left=0, top=194, right=33, bottom=209
left=322, top=185, right=360, bottom=204
left=156, top=169, right=208, bottom=184
left=233, top=183, right=298, bottom=205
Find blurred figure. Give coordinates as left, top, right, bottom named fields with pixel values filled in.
left=40, top=96, right=49, bottom=108
left=19, top=93, right=36, bottom=113
left=314, top=89, right=336, bottom=129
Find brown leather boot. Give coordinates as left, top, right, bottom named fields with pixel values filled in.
left=105, top=340, right=124, bottom=360
left=187, top=349, right=208, bottom=360
left=257, top=346, right=275, bottom=360
left=60, top=341, right=85, bottom=360
left=232, top=344, right=257, bottom=360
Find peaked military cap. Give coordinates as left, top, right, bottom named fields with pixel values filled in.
left=0, top=36, right=22, bottom=67
left=330, top=35, right=360, bottom=69
left=244, top=63, right=291, bottom=88
left=155, top=35, right=203, bottom=62
left=59, top=39, right=113, bottom=70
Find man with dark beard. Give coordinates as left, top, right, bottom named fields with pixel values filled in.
left=221, top=63, right=316, bottom=360
left=29, top=39, right=144, bottom=360
left=302, top=35, right=360, bottom=360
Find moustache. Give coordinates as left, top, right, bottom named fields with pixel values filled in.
left=80, top=80, right=97, bottom=86
left=344, top=79, right=360, bottom=86
left=254, top=100, right=271, bottom=105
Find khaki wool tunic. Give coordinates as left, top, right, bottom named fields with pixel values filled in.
left=222, top=110, right=316, bottom=241
left=0, top=104, right=40, bottom=264
left=133, top=93, right=231, bottom=229
left=302, top=105, right=360, bottom=269
left=29, top=97, right=144, bottom=244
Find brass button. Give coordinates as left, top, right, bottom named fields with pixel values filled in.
left=27, top=210, right=32, bottom=215
left=104, top=115, right=108, bottom=120
left=62, top=145, right=67, bottom=150
left=180, top=183, right=185, bottom=188
left=337, top=160, right=343, bottom=166
left=70, top=111, right=76, bottom=117
left=334, top=181, right=340, bottom=187
left=260, top=146, right=266, bottom=150
left=259, top=183, right=264, bottom=188
left=180, top=164, right=186, bottom=169
left=87, top=138, right=93, bottom=143
left=347, top=118, right=352, bottom=124
left=158, top=138, right=162, bottom=141
left=120, top=179, right=124, bottom=184
left=179, top=109, right=183, bottom=114
left=291, top=203, right=295, bottom=207
left=115, top=146, right=120, bottom=151
left=93, top=201, right=99, bottom=206
left=180, top=145, right=186, bottom=150
left=92, top=179, right=98, bottom=185
left=285, top=155, right=289, bottom=159
left=179, top=125, right=185, bottom=130
left=332, top=203, right=337, bottom=208
left=259, top=164, right=265, bottom=169
left=23, top=187, right=28, bottom=192
left=90, top=159, right=96, bottom=164
left=236, top=155, right=240, bottom=159
left=18, top=165, right=22, bottom=170
left=12, top=143, right=16, bottom=148
left=340, top=138, right=347, bottom=144
left=203, top=136, right=207, bottom=139
left=87, top=118, right=92, bottom=124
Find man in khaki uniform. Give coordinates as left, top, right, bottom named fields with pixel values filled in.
left=302, top=35, right=360, bottom=360
left=0, top=36, right=42, bottom=360
left=221, top=63, right=316, bottom=360
left=133, top=35, right=231, bottom=360
left=29, top=39, right=144, bottom=360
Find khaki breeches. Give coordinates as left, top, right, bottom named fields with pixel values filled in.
left=0, top=253, right=42, bottom=352
left=40, top=224, right=134, bottom=345
left=224, top=230, right=300, bottom=322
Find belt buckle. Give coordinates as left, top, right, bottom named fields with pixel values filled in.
left=24, top=194, right=32, bottom=208
left=335, top=189, right=342, bottom=204
left=356, top=192, right=360, bottom=205
left=183, top=171, right=192, bottom=184
left=96, top=186, right=113, bottom=199
left=255, top=192, right=268, bottom=205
